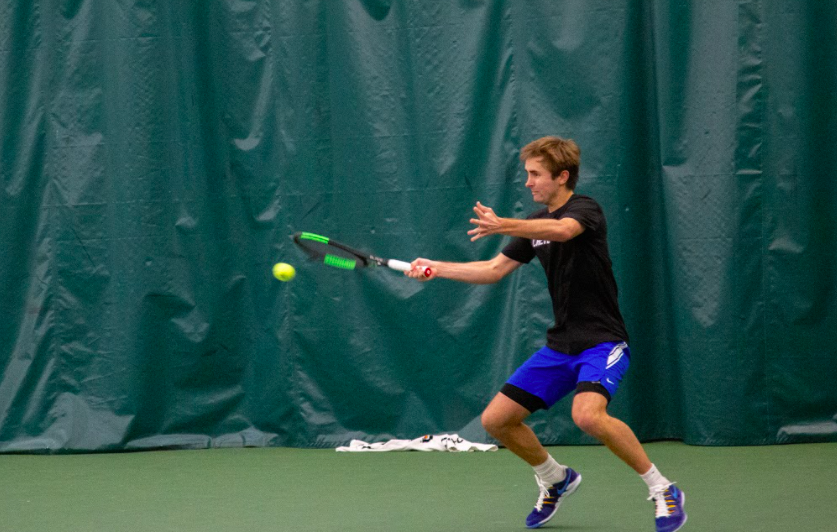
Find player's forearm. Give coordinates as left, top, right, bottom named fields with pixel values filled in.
left=496, top=217, right=574, bottom=242
left=433, top=260, right=505, bottom=284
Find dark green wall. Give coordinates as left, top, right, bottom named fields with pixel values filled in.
left=1, top=0, right=835, bottom=452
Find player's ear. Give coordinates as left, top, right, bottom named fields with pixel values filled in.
left=555, top=170, right=570, bottom=185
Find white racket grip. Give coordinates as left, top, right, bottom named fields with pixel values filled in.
left=387, top=259, right=411, bottom=271
left=387, top=260, right=431, bottom=277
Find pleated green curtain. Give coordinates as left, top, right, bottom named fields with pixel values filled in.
left=1, top=0, right=835, bottom=452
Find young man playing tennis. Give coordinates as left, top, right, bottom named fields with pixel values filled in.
left=405, top=136, right=687, bottom=531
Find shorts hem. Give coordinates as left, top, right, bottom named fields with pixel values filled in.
left=575, top=381, right=612, bottom=403
left=500, top=383, right=548, bottom=412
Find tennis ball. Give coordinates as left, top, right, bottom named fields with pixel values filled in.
left=272, top=262, right=296, bottom=282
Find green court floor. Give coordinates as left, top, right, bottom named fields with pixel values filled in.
left=1, top=442, right=835, bottom=531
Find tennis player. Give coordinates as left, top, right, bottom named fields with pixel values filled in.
left=406, top=136, right=687, bottom=531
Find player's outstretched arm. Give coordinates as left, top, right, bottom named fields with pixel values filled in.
left=406, top=254, right=522, bottom=284
left=469, top=201, right=584, bottom=242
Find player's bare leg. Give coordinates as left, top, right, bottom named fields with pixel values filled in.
left=571, top=392, right=687, bottom=532
left=571, top=391, right=651, bottom=473
left=481, top=393, right=546, bottom=465
left=481, top=393, right=582, bottom=528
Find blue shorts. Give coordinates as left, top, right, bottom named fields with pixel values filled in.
left=502, top=342, right=630, bottom=412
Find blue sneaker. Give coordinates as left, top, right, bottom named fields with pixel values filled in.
left=525, top=468, right=582, bottom=529
left=650, top=483, right=687, bottom=532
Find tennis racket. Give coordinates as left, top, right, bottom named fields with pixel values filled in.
left=292, top=232, right=431, bottom=277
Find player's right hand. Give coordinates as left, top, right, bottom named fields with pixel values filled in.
left=407, top=258, right=436, bottom=281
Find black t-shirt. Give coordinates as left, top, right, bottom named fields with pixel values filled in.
left=502, top=194, right=628, bottom=354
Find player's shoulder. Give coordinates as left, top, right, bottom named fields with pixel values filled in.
left=565, top=194, right=607, bottom=233
left=566, top=194, right=602, bottom=210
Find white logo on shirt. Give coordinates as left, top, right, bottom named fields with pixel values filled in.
left=532, top=239, right=549, bottom=248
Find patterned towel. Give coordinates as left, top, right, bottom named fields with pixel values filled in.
left=336, top=433, right=498, bottom=452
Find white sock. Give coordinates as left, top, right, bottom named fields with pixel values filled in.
left=533, top=455, right=567, bottom=485
left=640, top=464, right=671, bottom=491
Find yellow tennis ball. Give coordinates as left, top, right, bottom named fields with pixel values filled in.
left=272, top=262, right=295, bottom=281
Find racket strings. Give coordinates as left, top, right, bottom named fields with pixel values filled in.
left=324, top=254, right=357, bottom=270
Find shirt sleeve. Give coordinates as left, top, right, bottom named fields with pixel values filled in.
left=563, top=196, right=604, bottom=232
left=502, top=235, right=535, bottom=263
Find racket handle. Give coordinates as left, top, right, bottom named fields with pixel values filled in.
left=387, top=260, right=431, bottom=277
left=387, top=259, right=411, bottom=271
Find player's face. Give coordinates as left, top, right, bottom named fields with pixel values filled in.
left=525, top=157, right=564, bottom=205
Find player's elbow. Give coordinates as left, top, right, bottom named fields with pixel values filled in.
left=551, top=220, right=584, bottom=242
left=480, top=257, right=516, bottom=284
left=551, top=228, right=575, bottom=242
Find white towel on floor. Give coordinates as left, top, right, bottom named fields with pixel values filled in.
left=336, top=434, right=497, bottom=452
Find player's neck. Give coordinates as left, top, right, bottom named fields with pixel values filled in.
left=546, top=189, right=574, bottom=212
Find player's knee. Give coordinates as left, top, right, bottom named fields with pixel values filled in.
left=572, top=405, right=606, bottom=437
left=572, top=389, right=610, bottom=436
left=480, top=410, right=499, bottom=436
left=481, top=409, right=507, bottom=437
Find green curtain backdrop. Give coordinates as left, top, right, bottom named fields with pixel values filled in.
left=1, top=0, right=835, bottom=452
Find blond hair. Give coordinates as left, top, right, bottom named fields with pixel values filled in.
left=519, top=136, right=580, bottom=189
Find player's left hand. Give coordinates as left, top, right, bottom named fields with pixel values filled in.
left=468, top=201, right=503, bottom=241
